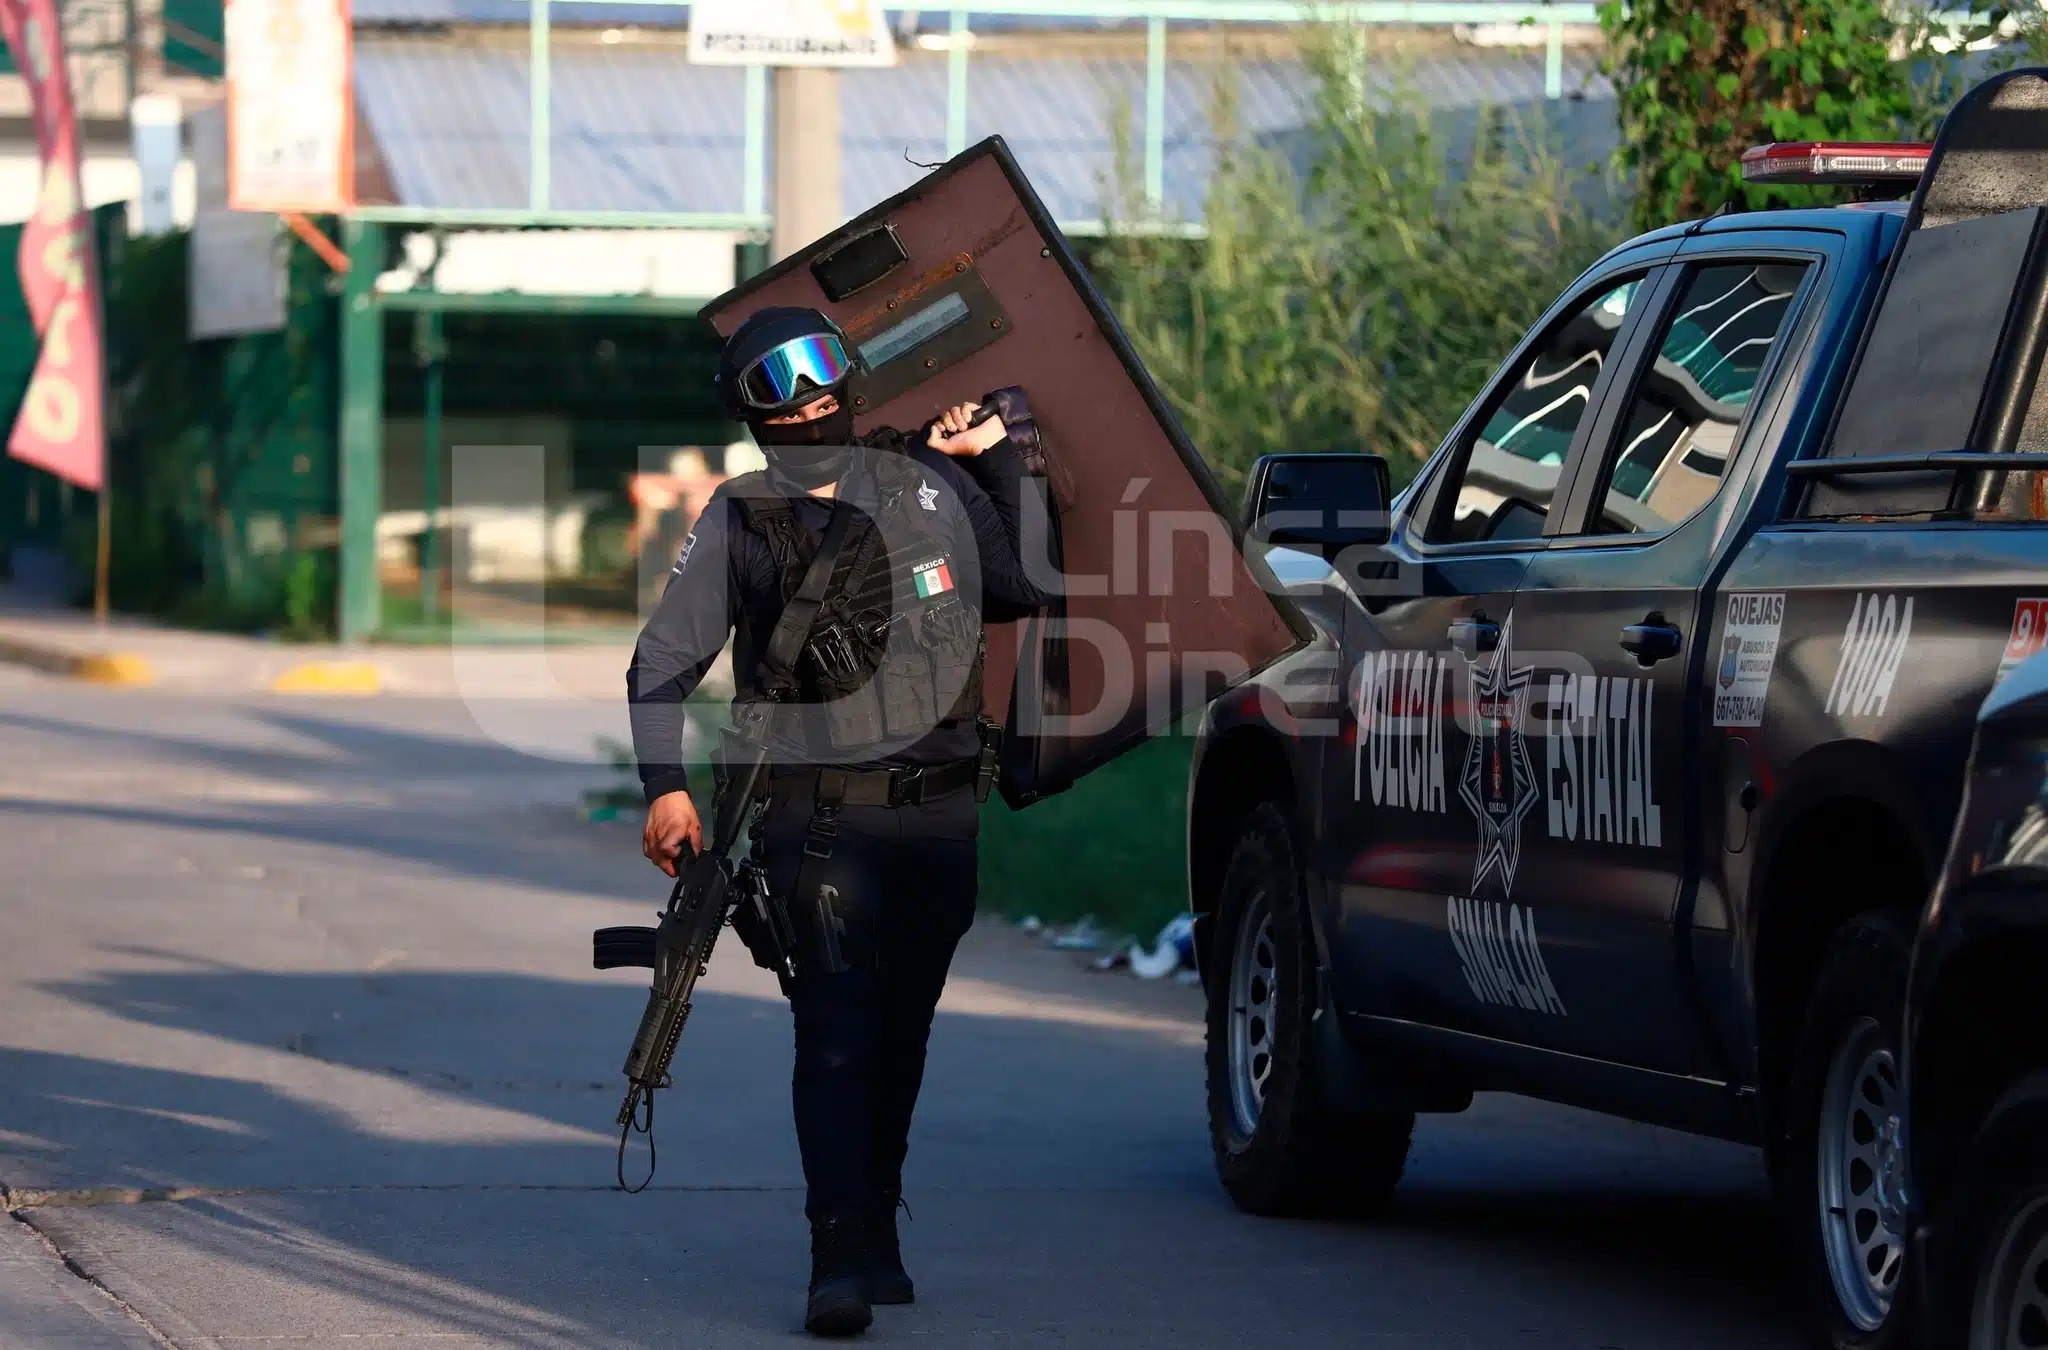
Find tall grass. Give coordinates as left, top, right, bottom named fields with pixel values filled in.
left=1095, top=28, right=1626, bottom=495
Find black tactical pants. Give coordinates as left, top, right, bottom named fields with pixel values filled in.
left=758, top=782, right=979, bottom=1222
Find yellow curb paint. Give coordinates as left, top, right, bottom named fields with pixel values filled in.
left=70, top=653, right=156, bottom=685
left=269, top=661, right=383, bottom=695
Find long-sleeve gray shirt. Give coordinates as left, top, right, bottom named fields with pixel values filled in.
left=627, top=435, right=1053, bottom=804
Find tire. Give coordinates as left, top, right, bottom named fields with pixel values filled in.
left=1203, top=801, right=1413, bottom=1218
left=1935, top=1071, right=2048, bottom=1350
left=1778, top=912, right=1917, bottom=1350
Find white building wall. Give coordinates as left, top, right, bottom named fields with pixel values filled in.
left=0, top=148, right=198, bottom=232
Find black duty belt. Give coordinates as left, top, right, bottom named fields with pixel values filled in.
left=773, top=758, right=980, bottom=809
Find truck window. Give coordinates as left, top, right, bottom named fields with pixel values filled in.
left=1429, top=278, right=1642, bottom=544
left=1800, top=206, right=2044, bottom=521
left=1580, top=261, right=1809, bottom=537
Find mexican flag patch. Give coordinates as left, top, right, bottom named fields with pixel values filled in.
left=911, top=557, right=954, bottom=598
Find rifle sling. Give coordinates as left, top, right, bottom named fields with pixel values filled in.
left=757, top=493, right=870, bottom=971
left=702, top=490, right=861, bottom=861
left=759, top=492, right=861, bottom=700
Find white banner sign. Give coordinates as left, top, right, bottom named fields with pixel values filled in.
left=225, top=0, right=353, bottom=211
left=688, top=0, right=897, bottom=67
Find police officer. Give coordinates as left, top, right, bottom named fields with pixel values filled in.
left=627, top=307, right=1051, bottom=1336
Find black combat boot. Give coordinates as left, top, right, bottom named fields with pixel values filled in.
left=869, top=1190, right=914, bottom=1305
left=805, top=1213, right=872, bottom=1337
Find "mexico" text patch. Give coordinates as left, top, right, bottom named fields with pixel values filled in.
left=911, top=557, right=954, bottom=599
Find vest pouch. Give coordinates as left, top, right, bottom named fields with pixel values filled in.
left=880, top=650, right=941, bottom=739
left=934, top=645, right=979, bottom=722
left=915, top=594, right=983, bottom=724
left=825, top=683, right=888, bottom=752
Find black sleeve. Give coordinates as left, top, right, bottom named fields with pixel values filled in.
left=913, top=440, right=1054, bottom=618
left=626, top=493, right=745, bottom=805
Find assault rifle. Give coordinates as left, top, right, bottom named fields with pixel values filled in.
left=592, top=701, right=796, bottom=1190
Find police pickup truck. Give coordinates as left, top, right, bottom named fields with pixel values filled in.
left=1188, top=68, right=2048, bottom=1350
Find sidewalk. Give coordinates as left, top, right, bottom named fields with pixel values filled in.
left=0, top=582, right=730, bottom=699
left=0, top=1211, right=161, bottom=1349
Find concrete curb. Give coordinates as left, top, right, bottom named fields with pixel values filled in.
left=0, top=626, right=396, bottom=696
left=268, top=661, right=383, bottom=695
left=0, top=634, right=156, bottom=685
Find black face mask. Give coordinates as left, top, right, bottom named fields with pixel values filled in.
left=750, top=401, right=857, bottom=489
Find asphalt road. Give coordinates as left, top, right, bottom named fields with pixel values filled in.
left=0, top=667, right=1805, bottom=1349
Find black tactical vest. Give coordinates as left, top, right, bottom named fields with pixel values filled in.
left=729, top=454, right=984, bottom=754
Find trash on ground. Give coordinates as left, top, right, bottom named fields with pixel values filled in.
left=1126, top=913, right=1196, bottom=980
left=1047, top=918, right=1105, bottom=951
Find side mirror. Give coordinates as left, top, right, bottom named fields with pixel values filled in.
left=1242, top=452, right=1393, bottom=559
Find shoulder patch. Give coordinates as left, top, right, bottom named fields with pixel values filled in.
left=916, top=479, right=940, bottom=512
left=671, top=531, right=697, bottom=575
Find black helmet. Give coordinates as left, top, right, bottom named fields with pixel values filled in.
left=715, top=307, right=861, bottom=420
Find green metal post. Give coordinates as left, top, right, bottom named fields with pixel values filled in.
left=735, top=241, right=769, bottom=283
left=946, top=9, right=969, bottom=155
left=339, top=220, right=386, bottom=642
left=744, top=63, right=767, bottom=216
left=531, top=0, right=552, bottom=210
left=1545, top=21, right=1562, bottom=99
left=1145, top=16, right=1166, bottom=215
left=414, top=308, right=446, bottom=624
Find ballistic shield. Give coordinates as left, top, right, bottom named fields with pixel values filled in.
left=703, top=137, right=1313, bottom=805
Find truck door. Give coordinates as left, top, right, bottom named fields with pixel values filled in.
left=1502, top=241, right=1832, bottom=1071
left=1324, top=262, right=1667, bottom=1043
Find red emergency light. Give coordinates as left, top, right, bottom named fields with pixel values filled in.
left=1740, top=141, right=1932, bottom=186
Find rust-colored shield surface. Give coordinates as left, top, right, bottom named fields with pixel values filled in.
left=702, top=137, right=1311, bottom=806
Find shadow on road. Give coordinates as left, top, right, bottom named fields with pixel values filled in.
left=0, top=795, right=648, bottom=904
left=0, top=701, right=685, bottom=903
left=0, top=696, right=1802, bottom=1344
left=0, top=959, right=1806, bottom=1346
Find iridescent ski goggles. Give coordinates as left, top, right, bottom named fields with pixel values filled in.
left=732, top=333, right=855, bottom=414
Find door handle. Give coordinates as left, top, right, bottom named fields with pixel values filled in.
left=1620, top=619, right=1682, bottom=666
left=1448, top=617, right=1500, bottom=657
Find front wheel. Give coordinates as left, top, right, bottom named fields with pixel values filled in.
left=1934, top=1072, right=2048, bottom=1350
left=1204, top=801, right=1413, bottom=1217
left=1779, top=913, right=1916, bottom=1350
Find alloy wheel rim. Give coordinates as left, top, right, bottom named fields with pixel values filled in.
left=1973, top=1193, right=2048, bottom=1350
left=1226, top=889, right=1277, bottom=1142
left=1817, top=1017, right=1904, bottom=1332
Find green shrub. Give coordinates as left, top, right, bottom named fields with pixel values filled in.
left=282, top=549, right=338, bottom=642
left=977, top=735, right=1193, bottom=939
left=1598, top=0, right=1915, bottom=230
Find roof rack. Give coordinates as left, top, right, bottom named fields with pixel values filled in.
left=1740, top=142, right=1933, bottom=186
left=1786, top=452, right=2030, bottom=479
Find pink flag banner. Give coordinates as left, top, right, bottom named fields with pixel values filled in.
left=0, top=0, right=105, bottom=491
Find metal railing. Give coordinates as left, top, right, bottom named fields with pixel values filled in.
left=345, top=0, right=1602, bottom=234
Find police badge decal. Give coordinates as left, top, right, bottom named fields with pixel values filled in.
left=1458, top=615, right=1540, bottom=897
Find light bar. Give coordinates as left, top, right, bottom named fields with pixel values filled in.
left=1741, top=142, right=1932, bottom=186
